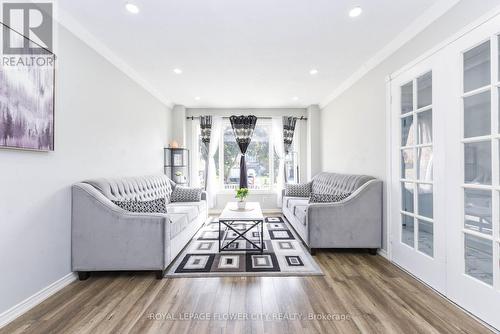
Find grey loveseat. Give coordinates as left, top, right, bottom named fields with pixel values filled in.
left=282, top=172, right=382, bottom=254
left=71, top=175, right=207, bottom=280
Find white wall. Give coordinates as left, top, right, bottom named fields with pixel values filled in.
left=306, top=105, right=321, bottom=180
left=319, top=0, right=500, bottom=251
left=0, top=26, right=172, bottom=316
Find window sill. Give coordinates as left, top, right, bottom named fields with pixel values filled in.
left=217, top=190, right=278, bottom=195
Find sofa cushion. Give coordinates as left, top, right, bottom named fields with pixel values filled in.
left=166, top=205, right=198, bottom=222
left=287, top=198, right=309, bottom=214
left=312, top=172, right=373, bottom=196
left=294, top=205, right=308, bottom=225
left=309, top=192, right=351, bottom=203
left=285, top=182, right=312, bottom=197
left=167, top=213, right=190, bottom=239
left=283, top=196, right=308, bottom=209
left=171, top=187, right=203, bottom=202
left=112, top=197, right=167, bottom=213
left=84, top=175, right=174, bottom=202
left=167, top=201, right=206, bottom=216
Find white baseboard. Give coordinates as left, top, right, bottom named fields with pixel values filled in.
left=377, top=249, right=389, bottom=259
left=0, top=272, right=77, bottom=329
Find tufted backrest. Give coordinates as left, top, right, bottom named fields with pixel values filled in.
left=312, top=172, right=374, bottom=195
left=83, top=175, right=175, bottom=202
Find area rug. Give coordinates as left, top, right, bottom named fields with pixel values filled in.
left=165, top=216, right=323, bottom=277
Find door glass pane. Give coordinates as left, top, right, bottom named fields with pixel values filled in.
left=464, top=91, right=491, bottom=138
left=464, top=233, right=493, bottom=285
left=417, top=110, right=432, bottom=144
left=402, top=214, right=415, bottom=247
left=401, top=149, right=415, bottom=180
left=417, top=147, right=433, bottom=181
left=402, top=182, right=414, bottom=213
left=417, top=72, right=432, bottom=109
left=418, top=184, right=433, bottom=218
left=401, top=81, right=413, bottom=114
left=464, top=141, right=492, bottom=185
left=464, top=41, right=491, bottom=93
left=464, top=189, right=492, bottom=235
left=401, top=116, right=414, bottom=146
left=418, top=220, right=433, bottom=257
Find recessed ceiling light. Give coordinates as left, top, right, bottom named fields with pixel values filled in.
left=173, top=68, right=183, bottom=74
left=349, top=6, right=362, bottom=18
left=292, top=96, right=299, bottom=101
left=309, top=68, right=319, bottom=75
left=125, top=2, right=140, bottom=14
left=195, top=96, right=201, bottom=101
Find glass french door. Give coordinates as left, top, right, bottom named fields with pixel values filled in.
left=390, top=56, right=447, bottom=293
left=390, top=11, right=500, bottom=330
left=443, top=22, right=500, bottom=330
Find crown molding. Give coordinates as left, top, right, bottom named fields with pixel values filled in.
left=57, top=8, right=174, bottom=109
left=320, top=0, right=460, bottom=109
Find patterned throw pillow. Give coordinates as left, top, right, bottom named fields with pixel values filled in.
left=170, top=187, right=202, bottom=202
left=309, top=192, right=351, bottom=203
left=285, top=182, right=312, bottom=197
left=113, top=197, right=167, bottom=213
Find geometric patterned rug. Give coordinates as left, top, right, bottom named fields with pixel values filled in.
left=165, top=216, right=323, bottom=277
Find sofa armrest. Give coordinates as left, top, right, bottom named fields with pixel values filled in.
left=72, top=183, right=169, bottom=271
left=307, top=179, right=383, bottom=248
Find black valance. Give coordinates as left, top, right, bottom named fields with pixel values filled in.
left=229, top=115, right=257, bottom=188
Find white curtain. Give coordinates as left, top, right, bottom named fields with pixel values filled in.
left=206, top=116, right=222, bottom=208
left=272, top=117, right=285, bottom=207
left=190, top=119, right=201, bottom=188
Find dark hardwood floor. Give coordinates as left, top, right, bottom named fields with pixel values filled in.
left=0, top=251, right=492, bottom=334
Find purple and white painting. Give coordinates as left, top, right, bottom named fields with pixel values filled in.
left=0, top=58, right=54, bottom=151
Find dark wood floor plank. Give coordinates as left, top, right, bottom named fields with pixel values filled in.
left=0, top=251, right=493, bottom=334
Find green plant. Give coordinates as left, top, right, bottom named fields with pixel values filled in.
left=235, top=188, right=249, bottom=201
left=175, top=171, right=183, bottom=176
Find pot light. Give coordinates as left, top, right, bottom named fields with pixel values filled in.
left=195, top=96, right=201, bottom=101
left=173, top=68, right=183, bottom=74
left=309, top=68, right=319, bottom=75
left=292, top=96, right=299, bottom=101
left=349, top=6, right=362, bottom=18
left=125, top=2, right=140, bottom=14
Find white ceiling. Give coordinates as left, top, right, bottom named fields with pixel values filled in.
left=58, top=0, right=440, bottom=108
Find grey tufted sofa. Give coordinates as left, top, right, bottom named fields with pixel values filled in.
left=282, top=172, right=383, bottom=254
left=71, top=175, right=207, bottom=279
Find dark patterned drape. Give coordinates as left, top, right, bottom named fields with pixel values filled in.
left=229, top=115, right=258, bottom=188
left=200, top=116, right=212, bottom=190
left=283, top=116, right=297, bottom=155
left=283, top=116, right=297, bottom=183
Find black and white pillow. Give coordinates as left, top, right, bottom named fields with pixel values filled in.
left=113, top=197, right=167, bottom=213
left=170, top=186, right=202, bottom=202
left=309, top=192, right=351, bottom=203
left=285, top=182, right=312, bottom=197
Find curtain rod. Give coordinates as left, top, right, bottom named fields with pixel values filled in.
left=186, top=116, right=308, bottom=121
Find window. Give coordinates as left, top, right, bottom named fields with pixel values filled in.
left=222, top=119, right=272, bottom=190
left=399, top=71, right=434, bottom=258
left=195, top=118, right=300, bottom=191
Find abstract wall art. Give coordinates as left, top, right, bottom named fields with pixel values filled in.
left=0, top=24, right=55, bottom=151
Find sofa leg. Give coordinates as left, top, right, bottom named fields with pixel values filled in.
left=309, top=248, right=317, bottom=256
left=78, top=271, right=90, bottom=281
left=156, top=269, right=166, bottom=279
left=369, top=249, right=378, bottom=256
